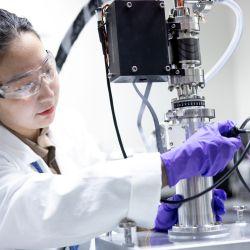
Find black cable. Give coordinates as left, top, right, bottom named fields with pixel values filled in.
left=240, top=117, right=250, bottom=129
left=55, top=0, right=101, bottom=71
left=98, top=20, right=128, bottom=159
left=233, top=118, right=250, bottom=194
left=161, top=139, right=250, bottom=204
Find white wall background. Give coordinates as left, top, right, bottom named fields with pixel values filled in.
left=0, top=0, right=247, bottom=155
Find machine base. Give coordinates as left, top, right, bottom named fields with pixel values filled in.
left=168, top=224, right=229, bottom=241
left=96, top=223, right=250, bottom=250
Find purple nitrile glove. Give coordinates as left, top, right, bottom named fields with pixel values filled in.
left=212, top=189, right=227, bottom=222
left=154, top=189, right=227, bottom=233
left=154, top=194, right=183, bottom=233
left=161, top=120, right=242, bottom=187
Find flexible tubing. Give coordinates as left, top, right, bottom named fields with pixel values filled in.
left=205, top=0, right=243, bottom=82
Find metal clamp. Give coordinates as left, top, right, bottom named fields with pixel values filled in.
left=233, top=205, right=247, bottom=223
left=119, top=218, right=136, bottom=247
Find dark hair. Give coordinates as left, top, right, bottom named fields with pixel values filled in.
left=0, top=9, right=40, bottom=54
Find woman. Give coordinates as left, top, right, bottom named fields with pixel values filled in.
left=0, top=9, right=241, bottom=249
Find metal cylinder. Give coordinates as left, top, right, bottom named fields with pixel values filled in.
left=177, top=176, right=214, bottom=227
left=177, top=118, right=214, bottom=227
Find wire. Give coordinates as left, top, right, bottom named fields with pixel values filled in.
left=55, top=0, right=101, bottom=71
left=132, top=81, right=165, bottom=154
left=161, top=138, right=250, bottom=204
left=136, top=82, right=153, bottom=151
left=233, top=118, right=250, bottom=194
left=98, top=15, right=128, bottom=159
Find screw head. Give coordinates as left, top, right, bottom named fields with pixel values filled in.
left=168, top=85, right=174, bottom=92
left=170, top=142, right=174, bottom=146
left=131, top=66, right=138, bottom=72
left=165, top=65, right=171, bottom=72
left=199, top=82, right=205, bottom=88
left=160, top=2, right=165, bottom=8
left=175, top=69, right=180, bottom=75
left=171, top=24, right=176, bottom=29
left=127, top=2, right=132, bottom=8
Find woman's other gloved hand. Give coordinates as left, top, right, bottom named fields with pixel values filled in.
left=154, top=194, right=183, bottom=233
left=212, top=188, right=227, bottom=222
left=154, top=189, right=227, bottom=233
left=161, top=120, right=242, bottom=187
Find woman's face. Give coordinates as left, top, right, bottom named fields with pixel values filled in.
left=0, top=32, right=59, bottom=139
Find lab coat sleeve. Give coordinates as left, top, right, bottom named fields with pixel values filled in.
left=0, top=153, right=161, bottom=248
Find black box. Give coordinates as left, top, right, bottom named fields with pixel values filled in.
left=106, top=0, right=169, bottom=83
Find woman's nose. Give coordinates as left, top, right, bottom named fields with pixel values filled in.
left=38, top=79, right=55, bottom=101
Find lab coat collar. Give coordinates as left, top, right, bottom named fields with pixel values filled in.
left=0, top=125, right=41, bottom=165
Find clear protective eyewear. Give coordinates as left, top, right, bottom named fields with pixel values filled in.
left=0, top=51, right=57, bottom=99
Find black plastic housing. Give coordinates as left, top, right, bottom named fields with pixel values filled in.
left=106, top=0, right=169, bottom=83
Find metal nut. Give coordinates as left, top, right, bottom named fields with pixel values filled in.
left=160, top=2, right=165, bottom=8
left=131, top=66, right=138, bottom=72
left=126, top=2, right=132, bottom=8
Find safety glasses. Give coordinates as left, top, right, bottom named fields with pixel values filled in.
left=0, top=51, right=57, bottom=99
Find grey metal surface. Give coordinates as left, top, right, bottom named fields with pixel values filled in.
left=96, top=223, right=250, bottom=250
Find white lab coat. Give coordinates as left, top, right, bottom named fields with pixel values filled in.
left=0, top=109, right=162, bottom=250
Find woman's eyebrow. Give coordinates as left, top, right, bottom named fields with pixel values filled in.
left=5, top=71, right=34, bottom=84
left=3, top=55, right=49, bottom=85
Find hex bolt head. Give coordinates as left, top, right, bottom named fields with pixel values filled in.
left=126, top=2, right=132, bottom=8
left=131, top=66, right=138, bottom=72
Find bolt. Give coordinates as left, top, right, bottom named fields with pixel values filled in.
left=160, top=2, right=165, bottom=8
left=108, top=73, right=113, bottom=79
left=165, top=65, right=171, bottom=72
left=233, top=205, right=247, bottom=223
left=119, top=219, right=136, bottom=247
left=199, top=82, right=205, bottom=88
left=168, top=85, right=174, bottom=92
left=131, top=66, right=138, bottom=72
left=126, top=2, right=132, bottom=8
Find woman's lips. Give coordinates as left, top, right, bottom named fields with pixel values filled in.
left=37, top=106, right=55, bottom=116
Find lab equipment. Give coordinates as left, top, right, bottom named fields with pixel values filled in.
left=97, top=0, right=247, bottom=245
